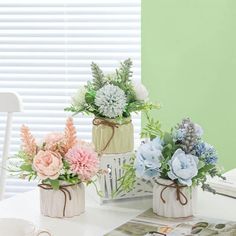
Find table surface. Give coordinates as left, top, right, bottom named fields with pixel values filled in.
left=0, top=187, right=236, bottom=236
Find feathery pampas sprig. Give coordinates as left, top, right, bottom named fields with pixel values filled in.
left=64, top=117, right=77, bottom=152
left=20, top=125, right=37, bottom=157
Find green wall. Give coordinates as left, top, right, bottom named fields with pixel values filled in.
left=142, top=0, right=236, bottom=171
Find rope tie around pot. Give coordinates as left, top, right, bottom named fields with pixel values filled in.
left=156, top=181, right=188, bottom=206
left=38, top=183, right=77, bottom=217
left=92, top=117, right=131, bottom=154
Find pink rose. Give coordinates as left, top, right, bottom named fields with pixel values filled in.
left=65, top=146, right=99, bottom=181
left=33, top=150, right=63, bottom=180
left=43, top=132, right=65, bottom=152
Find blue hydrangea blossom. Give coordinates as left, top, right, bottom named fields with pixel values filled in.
left=195, top=141, right=218, bottom=165
left=151, top=137, right=164, bottom=151
left=135, top=139, right=163, bottom=180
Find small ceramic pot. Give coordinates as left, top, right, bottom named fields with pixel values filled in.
left=153, top=178, right=197, bottom=218
left=39, top=183, right=85, bottom=218
left=92, top=117, right=134, bottom=154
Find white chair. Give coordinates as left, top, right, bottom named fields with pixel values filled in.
left=0, top=92, right=22, bottom=200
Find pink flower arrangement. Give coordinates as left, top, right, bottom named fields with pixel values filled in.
left=14, top=117, right=100, bottom=189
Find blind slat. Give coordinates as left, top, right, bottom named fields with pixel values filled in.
left=0, top=0, right=141, bottom=198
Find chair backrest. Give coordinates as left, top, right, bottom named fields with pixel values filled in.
left=0, top=92, right=22, bottom=200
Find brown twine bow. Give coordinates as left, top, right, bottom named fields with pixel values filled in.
left=93, top=117, right=131, bottom=154
left=156, top=181, right=188, bottom=206
left=38, top=183, right=76, bottom=217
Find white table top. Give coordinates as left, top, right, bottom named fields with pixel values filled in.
left=0, top=187, right=236, bottom=236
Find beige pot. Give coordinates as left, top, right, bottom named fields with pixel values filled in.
left=153, top=179, right=197, bottom=218
left=92, top=117, right=134, bottom=154
left=39, top=183, right=85, bottom=218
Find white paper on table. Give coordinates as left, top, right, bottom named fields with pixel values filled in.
left=208, top=168, right=236, bottom=198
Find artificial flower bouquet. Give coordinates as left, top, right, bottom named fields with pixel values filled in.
left=118, top=116, right=224, bottom=218
left=10, top=118, right=100, bottom=218
left=65, top=59, right=158, bottom=154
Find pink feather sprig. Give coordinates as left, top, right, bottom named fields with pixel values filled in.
left=20, top=125, right=37, bottom=157
left=64, top=117, right=77, bottom=153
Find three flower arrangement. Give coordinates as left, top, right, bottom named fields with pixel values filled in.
left=8, top=58, right=226, bottom=218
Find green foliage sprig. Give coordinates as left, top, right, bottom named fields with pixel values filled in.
left=113, top=155, right=136, bottom=197
left=141, top=111, right=163, bottom=139
left=91, top=62, right=105, bottom=90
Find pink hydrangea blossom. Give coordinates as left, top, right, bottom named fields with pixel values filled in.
left=65, top=146, right=99, bottom=181
left=33, top=150, right=63, bottom=180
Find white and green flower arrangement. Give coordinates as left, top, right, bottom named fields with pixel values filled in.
left=65, top=58, right=157, bottom=120
left=117, top=115, right=225, bottom=217
left=65, top=59, right=158, bottom=154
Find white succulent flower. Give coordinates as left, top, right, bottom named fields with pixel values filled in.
left=95, top=84, right=127, bottom=118
left=133, top=81, right=149, bottom=101
left=72, top=86, right=87, bottom=107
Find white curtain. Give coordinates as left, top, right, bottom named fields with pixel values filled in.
left=0, top=0, right=141, bottom=198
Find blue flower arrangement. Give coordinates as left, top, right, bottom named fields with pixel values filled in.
left=116, top=116, right=225, bottom=195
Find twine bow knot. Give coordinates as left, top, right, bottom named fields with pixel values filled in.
left=92, top=118, right=119, bottom=154
left=156, top=181, right=188, bottom=206
left=38, top=184, right=76, bottom=217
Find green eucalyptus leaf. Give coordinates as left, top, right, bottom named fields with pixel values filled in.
left=163, top=132, right=173, bottom=145
left=85, top=90, right=96, bottom=104
left=198, top=160, right=205, bottom=169
left=20, top=164, right=33, bottom=172
left=166, top=143, right=173, bottom=150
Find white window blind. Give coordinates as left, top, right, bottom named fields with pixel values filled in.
left=0, top=0, right=141, bottom=198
